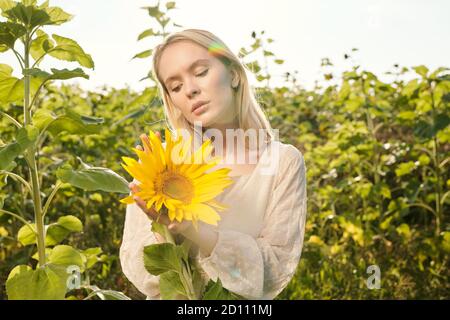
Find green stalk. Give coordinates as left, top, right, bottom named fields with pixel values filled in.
left=160, top=224, right=197, bottom=299
left=23, top=30, right=46, bottom=265
left=429, top=83, right=442, bottom=236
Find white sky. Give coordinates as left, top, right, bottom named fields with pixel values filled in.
left=1, top=0, right=449, bottom=92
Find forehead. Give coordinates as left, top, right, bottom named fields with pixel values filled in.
left=159, top=41, right=212, bottom=83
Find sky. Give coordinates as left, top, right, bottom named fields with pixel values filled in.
left=1, top=0, right=449, bottom=92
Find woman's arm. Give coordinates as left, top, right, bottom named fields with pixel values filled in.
left=119, top=199, right=163, bottom=299
left=194, top=146, right=308, bottom=299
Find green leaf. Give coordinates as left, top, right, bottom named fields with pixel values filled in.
left=31, top=247, right=52, bottom=261
left=32, top=108, right=103, bottom=136
left=43, top=6, right=72, bottom=25
left=397, top=111, right=416, bottom=121
left=143, top=5, right=163, bottom=19
left=48, top=34, right=94, bottom=69
left=0, top=63, right=44, bottom=103
left=46, top=215, right=83, bottom=246
left=57, top=215, right=83, bottom=232
left=137, top=28, right=155, bottom=41
left=396, top=223, right=411, bottom=240
left=412, top=65, right=429, bottom=78
left=203, top=278, right=237, bottom=300
left=0, top=142, right=23, bottom=171
left=16, top=124, right=38, bottom=148
left=402, top=79, right=420, bottom=97
left=442, top=231, right=450, bottom=253
left=56, top=161, right=129, bottom=194
left=132, top=49, right=153, bottom=59
left=380, top=184, right=391, bottom=199
left=6, top=264, right=67, bottom=300
left=48, top=244, right=84, bottom=269
left=18, top=215, right=83, bottom=247
left=0, top=22, right=26, bottom=49
left=0, top=63, right=23, bottom=103
left=0, top=0, right=16, bottom=13
left=151, top=220, right=166, bottom=239
left=344, top=97, right=364, bottom=112
left=0, top=125, right=38, bottom=170
left=2, top=3, right=69, bottom=28
left=30, top=29, right=54, bottom=63
left=143, top=243, right=182, bottom=275
left=159, top=270, right=187, bottom=299
left=165, top=2, right=176, bottom=10
left=245, top=61, right=261, bottom=73
left=418, top=154, right=430, bottom=166
left=17, top=223, right=36, bottom=246
left=82, top=247, right=102, bottom=269
left=414, top=114, right=450, bottom=140
left=24, top=67, right=89, bottom=82
left=3, top=3, right=50, bottom=29
left=395, top=161, right=416, bottom=177
left=429, top=67, right=450, bottom=79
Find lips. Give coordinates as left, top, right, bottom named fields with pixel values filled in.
left=191, top=100, right=209, bottom=113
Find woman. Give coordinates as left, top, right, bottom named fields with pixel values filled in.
left=119, top=29, right=307, bottom=300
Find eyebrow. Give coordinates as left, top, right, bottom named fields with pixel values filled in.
left=164, top=58, right=210, bottom=86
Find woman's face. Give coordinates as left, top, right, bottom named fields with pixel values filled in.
left=158, top=40, right=238, bottom=128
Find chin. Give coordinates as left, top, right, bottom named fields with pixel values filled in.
left=191, top=113, right=216, bottom=127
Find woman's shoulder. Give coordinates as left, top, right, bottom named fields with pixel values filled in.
left=270, top=140, right=304, bottom=166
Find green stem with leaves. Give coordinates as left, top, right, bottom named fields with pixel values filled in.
left=22, top=28, right=46, bottom=265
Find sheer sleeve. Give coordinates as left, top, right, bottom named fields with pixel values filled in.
left=197, top=146, right=308, bottom=299
left=119, top=141, right=171, bottom=299
left=119, top=189, right=161, bottom=299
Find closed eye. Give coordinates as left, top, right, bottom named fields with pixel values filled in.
left=171, top=69, right=209, bottom=93
left=197, top=69, right=209, bottom=77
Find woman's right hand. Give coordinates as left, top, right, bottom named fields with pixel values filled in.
left=130, top=133, right=167, bottom=244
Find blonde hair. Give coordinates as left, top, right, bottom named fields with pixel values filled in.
left=151, top=28, right=275, bottom=148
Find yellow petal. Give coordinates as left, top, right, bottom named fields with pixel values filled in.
left=188, top=203, right=221, bottom=226
left=119, top=195, right=135, bottom=204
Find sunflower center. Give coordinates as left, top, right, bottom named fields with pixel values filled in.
left=158, top=171, right=194, bottom=203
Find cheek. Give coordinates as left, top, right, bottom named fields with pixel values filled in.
left=170, top=95, right=190, bottom=115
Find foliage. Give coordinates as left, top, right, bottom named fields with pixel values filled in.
left=1, top=0, right=448, bottom=300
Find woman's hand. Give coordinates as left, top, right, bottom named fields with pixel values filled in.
left=129, top=131, right=192, bottom=237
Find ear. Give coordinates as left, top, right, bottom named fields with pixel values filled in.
left=230, top=66, right=240, bottom=88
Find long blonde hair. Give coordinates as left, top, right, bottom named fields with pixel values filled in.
left=151, top=28, right=275, bottom=148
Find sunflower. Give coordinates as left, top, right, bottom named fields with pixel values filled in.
left=120, top=128, right=234, bottom=230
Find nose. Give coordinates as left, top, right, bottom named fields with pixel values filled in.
left=185, top=79, right=200, bottom=98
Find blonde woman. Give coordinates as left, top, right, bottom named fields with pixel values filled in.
left=119, top=29, right=308, bottom=300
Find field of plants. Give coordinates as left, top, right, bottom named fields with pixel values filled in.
left=1, top=1, right=449, bottom=299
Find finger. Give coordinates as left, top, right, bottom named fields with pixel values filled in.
left=168, top=222, right=178, bottom=234
left=129, top=182, right=140, bottom=193
left=140, top=134, right=152, bottom=153
left=133, top=196, right=158, bottom=219
left=155, top=131, right=161, bottom=140
left=133, top=195, right=171, bottom=225
left=154, top=232, right=165, bottom=243
left=135, top=144, right=143, bottom=151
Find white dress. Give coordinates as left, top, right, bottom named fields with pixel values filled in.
left=119, top=140, right=308, bottom=300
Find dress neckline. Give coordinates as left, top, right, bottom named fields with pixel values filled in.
left=228, top=141, right=273, bottom=180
